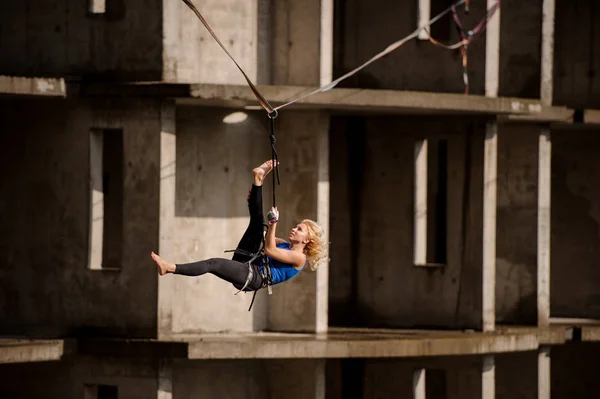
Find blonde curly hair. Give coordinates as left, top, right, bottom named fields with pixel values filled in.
left=301, top=219, right=328, bottom=271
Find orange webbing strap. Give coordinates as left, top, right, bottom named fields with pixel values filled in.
left=180, top=0, right=276, bottom=115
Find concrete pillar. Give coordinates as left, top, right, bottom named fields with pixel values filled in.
left=414, top=140, right=428, bottom=265
left=485, top=0, right=501, bottom=97
left=482, top=355, right=495, bottom=399
left=483, top=0, right=500, bottom=331
left=413, top=368, right=426, bottom=399
left=538, top=347, right=551, bottom=399
left=320, top=0, right=334, bottom=86
left=158, top=100, right=176, bottom=339
left=162, top=0, right=180, bottom=81
left=537, top=129, right=551, bottom=327
left=316, top=115, right=330, bottom=333
left=538, top=0, right=554, bottom=327
left=267, top=111, right=330, bottom=332
left=540, top=0, right=555, bottom=106
left=483, top=122, right=498, bottom=332
left=157, top=359, right=173, bottom=399
left=417, top=0, right=431, bottom=40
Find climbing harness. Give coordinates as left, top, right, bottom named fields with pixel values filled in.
left=226, top=223, right=274, bottom=312
left=222, top=107, right=281, bottom=311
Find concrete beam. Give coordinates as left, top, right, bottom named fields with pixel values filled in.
left=496, top=326, right=568, bottom=345
left=73, top=327, right=574, bottom=360
left=579, top=326, right=600, bottom=341
left=584, top=109, right=600, bottom=124
left=77, top=339, right=188, bottom=358
left=186, top=85, right=562, bottom=117
left=185, top=330, right=539, bottom=359
left=0, top=339, right=67, bottom=364
left=80, top=82, right=570, bottom=119
left=497, top=108, right=573, bottom=124
left=0, top=75, right=66, bottom=97
left=537, top=130, right=551, bottom=327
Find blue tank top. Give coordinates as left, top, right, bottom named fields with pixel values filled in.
left=261, top=242, right=303, bottom=285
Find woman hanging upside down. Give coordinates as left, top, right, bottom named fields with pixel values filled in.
left=150, top=160, right=327, bottom=292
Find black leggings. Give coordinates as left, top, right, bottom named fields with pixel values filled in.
left=174, top=185, right=265, bottom=290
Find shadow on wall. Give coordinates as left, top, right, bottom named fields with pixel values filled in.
left=173, top=107, right=273, bottom=218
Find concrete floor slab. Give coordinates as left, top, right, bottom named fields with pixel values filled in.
left=76, top=327, right=572, bottom=360
left=0, top=339, right=67, bottom=364
left=80, top=82, right=572, bottom=121
left=584, top=109, right=600, bottom=124
left=0, top=76, right=66, bottom=98
left=579, top=326, right=600, bottom=341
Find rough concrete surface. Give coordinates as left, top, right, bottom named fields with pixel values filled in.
left=0, top=98, right=161, bottom=338
left=0, top=75, right=66, bottom=97
left=0, top=339, right=67, bottom=364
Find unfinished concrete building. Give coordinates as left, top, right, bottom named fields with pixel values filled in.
left=1, top=0, right=600, bottom=397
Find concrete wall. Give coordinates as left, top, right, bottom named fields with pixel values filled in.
left=333, top=0, right=486, bottom=94
left=159, top=108, right=328, bottom=335
left=329, top=115, right=487, bottom=329
left=165, top=0, right=259, bottom=83
left=551, top=128, right=600, bottom=319
left=0, top=356, right=325, bottom=399
left=174, top=358, right=325, bottom=398
left=0, top=98, right=160, bottom=338
left=173, top=359, right=267, bottom=398
left=551, top=342, right=600, bottom=399
left=0, top=0, right=163, bottom=80
left=554, top=0, right=600, bottom=108
left=158, top=106, right=271, bottom=336
left=495, top=352, right=538, bottom=399
left=327, top=355, right=507, bottom=399
left=268, top=0, right=322, bottom=85
left=0, top=356, right=159, bottom=398
left=266, top=111, right=330, bottom=332
left=325, top=349, right=600, bottom=399
left=495, top=125, right=539, bottom=324
left=498, top=0, right=542, bottom=99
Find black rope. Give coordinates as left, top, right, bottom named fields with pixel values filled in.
left=268, top=110, right=280, bottom=207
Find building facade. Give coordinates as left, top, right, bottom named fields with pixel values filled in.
left=1, top=0, right=600, bottom=397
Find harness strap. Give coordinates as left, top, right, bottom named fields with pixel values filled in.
left=226, top=245, right=273, bottom=311
left=233, top=263, right=254, bottom=295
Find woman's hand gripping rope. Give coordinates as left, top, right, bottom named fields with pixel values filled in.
left=267, top=207, right=279, bottom=225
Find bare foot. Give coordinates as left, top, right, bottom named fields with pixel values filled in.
left=151, top=252, right=175, bottom=276
left=252, top=160, right=277, bottom=185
